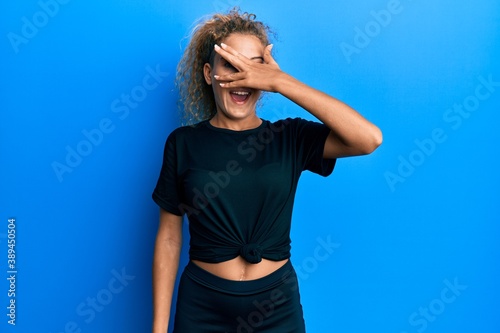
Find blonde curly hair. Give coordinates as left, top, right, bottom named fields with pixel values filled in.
left=176, top=8, right=272, bottom=125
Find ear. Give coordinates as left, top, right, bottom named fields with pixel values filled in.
left=203, top=63, right=212, bottom=85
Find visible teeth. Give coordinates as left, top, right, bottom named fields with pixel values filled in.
left=232, top=91, right=250, bottom=95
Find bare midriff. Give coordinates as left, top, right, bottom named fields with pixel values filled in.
left=192, top=256, right=289, bottom=281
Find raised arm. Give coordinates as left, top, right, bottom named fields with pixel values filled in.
left=213, top=43, right=383, bottom=158
left=152, top=209, right=183, bottom=333
left=272, top=72, right=382, bottom=158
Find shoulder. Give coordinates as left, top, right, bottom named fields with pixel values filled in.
left=167, top=120, right=210, bottom=141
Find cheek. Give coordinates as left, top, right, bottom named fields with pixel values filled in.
left=252, top=91, right=262, bottom=101
left=211, top=84, right=226, bottom=102
left=217, top=67, right=235, bottom=76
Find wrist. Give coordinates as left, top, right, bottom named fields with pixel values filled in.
left=152, top=317, right=169, bottom=333
left=273, top=71, right=301, bottom=97
left=272, top=71, right=291, bottom=94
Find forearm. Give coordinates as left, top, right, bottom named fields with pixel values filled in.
left=212, top=42, right=382, bottom=155
left=152, top=234, right=182, bottom=332
left=275, top=72, right=382, bottom=153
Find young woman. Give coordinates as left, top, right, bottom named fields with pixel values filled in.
left=152, top=9, right=382, bottom=333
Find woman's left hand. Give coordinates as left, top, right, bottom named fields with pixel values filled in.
left=213, top=43, right=283, bottom=92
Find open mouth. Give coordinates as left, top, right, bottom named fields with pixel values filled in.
left=229, top=90, right=251, bottom=104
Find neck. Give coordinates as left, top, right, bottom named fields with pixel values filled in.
left=209, top=113, right=262, bottom=131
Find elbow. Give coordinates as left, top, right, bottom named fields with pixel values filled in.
left=373, top=126, right=383, bottom=150
left=359, top=126, right=383, bottom=155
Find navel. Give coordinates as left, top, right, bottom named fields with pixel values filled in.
left=239, top=262, right=247, bottom=281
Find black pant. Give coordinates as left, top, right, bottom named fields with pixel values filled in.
left=173, top=260, right=306, bottom=333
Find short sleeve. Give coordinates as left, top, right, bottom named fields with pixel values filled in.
left=152, top=131, right=183, bottom=216
left=292, top=118, right=336, bottom=176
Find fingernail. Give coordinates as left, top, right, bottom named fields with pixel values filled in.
left=269, top=44, right=274, bottom=50
left=214, top=75, right=220, bottom=79
left=221, top=43, right=227, bottom=49
left=219, top=83, right=226, bottom=87
left=214, top=44, right=221, bottom=50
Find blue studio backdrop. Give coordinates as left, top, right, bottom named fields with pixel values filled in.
left=1, top=0, right=499, bottom=332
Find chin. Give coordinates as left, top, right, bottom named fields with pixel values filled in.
left=223, top=108, right=256, bottom=120
left=222, top=98, right=259, bottom=119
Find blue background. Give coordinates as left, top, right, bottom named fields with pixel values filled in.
left=1, top=0, right=499, bottom=332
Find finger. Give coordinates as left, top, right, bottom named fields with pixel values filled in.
left=220, top=42, right=235, bottom=52
left=214, top=44, right=241, bottom=61
left=220, top=43, right=245, bottom=58
left=214, top=72, right=246, bottom=82
left=218, top=80, right=247, bottom=88
left=213, top=45, right=244, bottom=71
left=216, top=44, right=251, bottom=66
left=264, top=44, right=278, bottom=66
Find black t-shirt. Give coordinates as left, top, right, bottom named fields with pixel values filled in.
left=152, top=117, right=335, bottom=263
